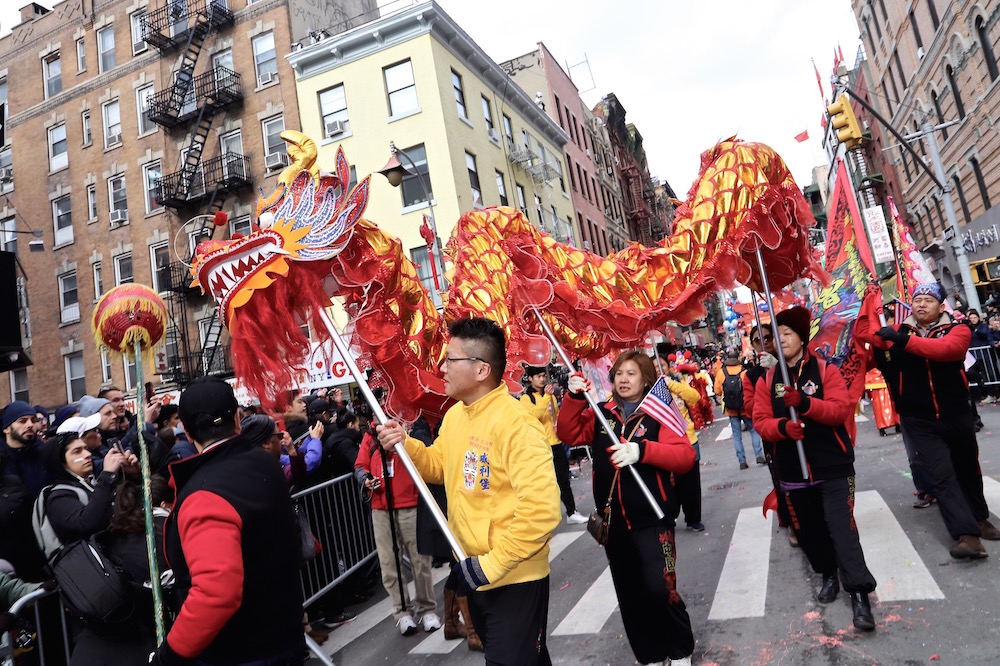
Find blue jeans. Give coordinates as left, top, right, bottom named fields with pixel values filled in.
left=730, top=415, right=763, bottom=463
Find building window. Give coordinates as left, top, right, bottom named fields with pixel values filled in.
left=108, top=175, right=127, bottom=215
left=482, top=96, right=495, bottom=135
left=93, top=261, right=104, bottom=297
left=48, top=123, right=68, bottom=171
left=97, top=26, right=116, bottom=73
left=409, top=246, right=444, bottom=309
left=928, top=0, right=939, bottom=31
left=893, top=51, right=906, bottom=89
left=199, top=318, right=225, bottom=374
left=466, top=153, right=481, bottom=206
left=114, top=253, right=133, bottom=285
left=502, top=114, right=512, bottom=142
left=230, top=215, right=252, bottom=238
left=43, top=54, right=61, bottom=99
left=53, top=195, right=73, bottom=246
left=451, top=70, right=467, bottom=119
left=554, top=94, right=563, bottom=128
left=220, top=130, right=244, bottom=179
left=947, top=65, right=966, bottom=120
left=933, top=198, right=946, bottom=232
left=142, top=162, right=162, bottom=214
left=59, top=271, right=79, bottom=323
left=384, top=60, right=417, bottom=117
left=977, top=16, right=999, bottom=83
left=189, top=227, right=211, bottom=256
left=0, top=217, right=15, bottom=254
left=101, top=347, right=113, bottom=383
left=76, top=38, right=86, bottom=72
left=871, top=7, right=882, bottom=39
left=516, top=183, right=527, bottom=216
left=886, top=64, right=900, bottom=103
left=953, top=174, right=972, bottom=223
left=82, top=110, right=92, bottom=145
left=397, top=144, right=431, bottom=207
left=65, top=351, right=86, bottom=401
left=931, top=92, right=948, bottom=140
left=496, top=171, right=508, bottom=206
left=163, top=328, right=180, bottom=374
left=318, top=84, right=350, bottom=137
left=137, top=84, right=155, bottom=135
left=252, top=32, right=277, bottom=86
left=10, top=368, right=28, bottom=403
left=262, top=116, right=285, bottom=158
left=971, top=156, right=991, bottom=210
left=130, top=11, right=148, bottom=55
left=123, top=356, right=137, bottom=391
left=87, top=184, right=98, bottom=220
left=103, top=99, right=122, bottom=147
left=150, top=242, right=171, bottom=293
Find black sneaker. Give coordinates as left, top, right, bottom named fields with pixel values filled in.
left=913, top=494, right=935, bottom=509
left=319, top=611, right=357, bottom=629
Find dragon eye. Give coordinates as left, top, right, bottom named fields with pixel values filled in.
left=259, top=211, right=275, bottom=229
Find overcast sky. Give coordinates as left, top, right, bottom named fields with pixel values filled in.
left=2, top=0, right=862, bottom=192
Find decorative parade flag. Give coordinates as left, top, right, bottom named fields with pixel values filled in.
left=888, top=196, right=936, bottom=302
left=638, top=377, right=689, bottom=438
left=893, top=298, right=911, bottom=326
left=795, top=130, right=809, bottom=143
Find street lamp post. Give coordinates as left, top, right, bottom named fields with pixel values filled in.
left=376, top=141, right=442, bottom=291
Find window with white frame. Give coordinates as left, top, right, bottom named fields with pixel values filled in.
left=53, top=195, right=73, bottom=246
left=143, top=162, right=162, bottom=214
left=109, top=175, right=127, bottom=216
left=136, top=85, right=155, bottom=135
left=123, top=355, right=137, bottom=391
left=398, top=144, right=430, bottom=207
left=65, top=351, right=86, bottom=401
left=93, top=261, right=104, bottom=298
left=466, top=152, right=481, bottom=206
left=163, top=328, right=181, bottom=373
left=82, top=110, right=92, bottom=145
left=482, top=96, right=494, bottom=134
left=409, top=246, right=444, bottom=309
left=100, top=347, right=113, bottom=382
left=150, top=242, right=171, bottom=293
left=384, top=60, right=417, bottom=117
left=103, top=100, right=122, bottom=147
left=496, top=171, right=508, bottom=206
left=189, top=227, right=211, bottom=255
left=0, top=217, right=15, bottom=254
left=252, top=32, right=277, bottom=86
left=130, top=11, right=147, bottom=55
left=502, top=114, right=512, bottom=142
left=220, top=130, right=244, bottom=179
left=318, top=84, right=350, bottom=137
left=48, top=123, right=67, bottom=171
left=262, top=116, right=284, bottom=159
left=10, top=368, right=28, bottom=403
left=516, top=183, right=527, bottom=214
left=230, top=215, right=252, bottom=238
left=43, top=54, right=61, bottom=99
left=451, top=70, right=467, bottom=119
left=0, top=78, right=8, bottom=194
left=97, top=26, right=116, bottom=73
left=114, top=253, right=133, bottom=285
left=199, top=317, right=225, bottom=374
left=87, top=184, right=98, bottom=220
left=58, top=271, right=79, bottom=323
left=0, top=146, right=10, bottom=194
left=76, top=38, right=86, bottom=72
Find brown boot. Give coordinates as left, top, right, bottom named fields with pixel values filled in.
left=978, top=519, right=1000, bottom=541
left=455, top=594, right=483, bottom=652
left=950, top=534, right=988, bottom=559
left=443, top=588, right=467, bottom=639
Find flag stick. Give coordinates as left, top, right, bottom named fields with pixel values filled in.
left=754, top=248, right=810, bottom=479
left=316, top=309, right=467, bottom=561
left=531, top=307, right=664, bottom=519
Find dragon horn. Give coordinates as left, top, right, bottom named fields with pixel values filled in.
left=278, top=130, right=322, bottom=189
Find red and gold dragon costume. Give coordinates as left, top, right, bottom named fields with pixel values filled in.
left=191, top=131, right=819, bottom=422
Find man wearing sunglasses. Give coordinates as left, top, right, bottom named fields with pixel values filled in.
left=377, top=317, right=560, bottom=665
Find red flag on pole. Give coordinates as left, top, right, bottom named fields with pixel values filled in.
left=812, top=58, right=824, bottom=100
left=794, top=130, right=809, bottom=143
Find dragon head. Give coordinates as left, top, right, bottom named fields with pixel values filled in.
left=191, top=130, right=370, bottom=326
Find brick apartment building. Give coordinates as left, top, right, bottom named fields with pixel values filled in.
left=0, top=0, right=373, bottom=407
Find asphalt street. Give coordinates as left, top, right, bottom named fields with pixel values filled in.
left=315, top=400, right=1000, bottom=665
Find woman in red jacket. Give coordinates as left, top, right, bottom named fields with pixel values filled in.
left=557, top=351, right=696, bottom=666
left=752, top=307, right=877, bottom=631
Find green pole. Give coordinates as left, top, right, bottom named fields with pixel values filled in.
left=134, top=340, right=166, bottom=643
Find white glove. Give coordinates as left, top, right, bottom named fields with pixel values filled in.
left=609, top=441, right=640, bottom=468
left=759, top=352, right=778, bottom=369
left=567, top=372, right=591, bottom=395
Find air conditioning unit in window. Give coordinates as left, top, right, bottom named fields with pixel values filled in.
left=133, top=40, right=146, bottom=53
left=108, top=133, right=121, bottom=146
left=917, top=46, right=925, bottom=60
left=109, top=209, right=129, bottom=226
left=487, top=128, right=500, bottom=143
left=0, top=167, right=11, bottom=182
left=265, top=152, right=289, bottom=170
left=259, top=71, right=274, bottom=86
left=606, top=166, right=614, bottom=176
left=325, top=119, right=346, bottom=137
left=585, top=148, right=592, bottom=158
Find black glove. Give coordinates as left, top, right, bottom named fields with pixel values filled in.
left=457, top=556, right=490, bottom=591
left=149, top=640, right=190, bottom=666
left=876, top=326, right=909, bottom=348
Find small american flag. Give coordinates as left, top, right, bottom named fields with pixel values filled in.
left=893, top=299, right=911, bottom=326
left=638, top=377, right=689, bottom=438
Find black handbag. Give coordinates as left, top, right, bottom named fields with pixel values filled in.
left=587, top=469, right=619, bottom=546
left=294, top=501, right=321, bottom=562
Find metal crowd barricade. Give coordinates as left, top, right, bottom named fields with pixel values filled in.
left=1, top=588, right=71, bottom=666
left=293, top=473, right=378, bottom=609
left=970, top=345, right=1000, bottom=385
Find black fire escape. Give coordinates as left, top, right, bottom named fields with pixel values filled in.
left=142, top=0, right=250, bottom=386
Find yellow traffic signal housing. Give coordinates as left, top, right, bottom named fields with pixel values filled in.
left=827, top=94, right=863, bottom=149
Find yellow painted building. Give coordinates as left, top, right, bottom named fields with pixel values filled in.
left=287, top=1, right=575, bottom=303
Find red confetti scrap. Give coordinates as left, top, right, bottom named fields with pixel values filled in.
left=929, top=656, right=940, bottom=661
left=559, top=582, right=571, bottom=590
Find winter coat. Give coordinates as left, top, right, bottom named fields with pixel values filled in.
left=0, top=470, right=45, bottom=581
left=519, top=390, right=560, bottom=445
left=410, top=417, right=451, bottom=561
left=324, top=427, right=362, bottom=479
left=968, top=320, right=990, bottom=347
left=43, top=470, right=119, bottom=546
left=356, top=432, right=419, bottom=510
left=0, top=439, right=50, bottom=500
left=715, top=364, right=749, bottom=416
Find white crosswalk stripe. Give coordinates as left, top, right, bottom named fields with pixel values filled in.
left=980, top=476, right=1000, bottom=519
left=708, top=508, right=773, bottom=619
left=551, top=566, right=617, bottom=635
left=715, top=425, right=733, bottom=441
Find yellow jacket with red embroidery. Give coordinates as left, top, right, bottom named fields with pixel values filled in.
left=402, top=383, right=561, bottom=589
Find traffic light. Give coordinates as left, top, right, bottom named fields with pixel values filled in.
left=827, top=93, right=863, bottom=149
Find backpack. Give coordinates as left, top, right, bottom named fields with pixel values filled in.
left=722, top=367, right=744, bottom=412
left=32, top=484, right=134, bottom=624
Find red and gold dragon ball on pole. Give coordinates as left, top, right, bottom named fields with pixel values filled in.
left=92, top=283, right=169, bottom=359
left=190, top=131, right=819, bottom=423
